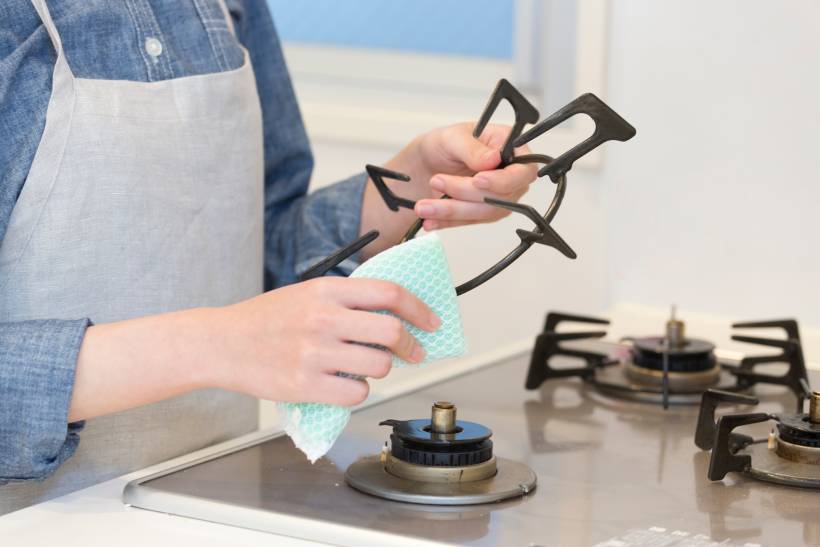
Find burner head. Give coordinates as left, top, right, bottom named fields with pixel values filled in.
left=380, top=419, right=494, bottom=467
left=631, top=337, right=717, bottom=373
left=625, top=336, right=720, bottom=392
left=773, top=393, right=820, bottom=465
left=777, top=414, right=820, bottom=449
left=380, top=402, right=494, bottom=468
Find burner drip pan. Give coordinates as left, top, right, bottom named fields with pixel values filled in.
left=345, top=401, right=537, bottom=505
left=743, top=441, right=820, bottom=488
left=345, top=455, right=536, bottom=505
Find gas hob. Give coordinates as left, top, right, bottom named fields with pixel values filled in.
left=124, top=341, right=820, bottom=547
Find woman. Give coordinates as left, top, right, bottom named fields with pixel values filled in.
left=0, top=0, right=536, bottom=513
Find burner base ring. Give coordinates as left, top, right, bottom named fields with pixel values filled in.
left=587, top=364, right=744, bottom=406
left=743, top=442, right=820, bottom=488
left=774, top=435, right=820, bottom=465
left=384, top=453, right=498, bottom=483
left=624, top=361, right=721, bottom=391
left=345, top=455, right=536, bottom=505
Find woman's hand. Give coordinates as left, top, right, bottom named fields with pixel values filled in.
left=360, top=122, right=538, bottom=256
left=411, top=122, right=538, bottom=231
left=210, top=277, right=439, bottom=406
left=70, top=278, right=439, bottom=421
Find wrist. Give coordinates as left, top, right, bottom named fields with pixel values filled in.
left=174, top=306, right=231, bottom=391
left=385, top=134, right=434, bottom=200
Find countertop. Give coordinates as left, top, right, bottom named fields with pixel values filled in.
left=4, top=308, right=820, bottom=547
left=0, top=341, right=524, bottom=547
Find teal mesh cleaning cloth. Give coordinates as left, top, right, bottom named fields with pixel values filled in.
left=279, top=233, right=467, bottom=462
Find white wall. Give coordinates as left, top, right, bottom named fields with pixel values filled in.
left=601, top=1, right=820, bottom=324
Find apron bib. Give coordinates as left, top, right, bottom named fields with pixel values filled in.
left=0, top=0, right=264, bottom=513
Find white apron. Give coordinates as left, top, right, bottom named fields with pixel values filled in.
left=0, top=0, right=264, bottom=513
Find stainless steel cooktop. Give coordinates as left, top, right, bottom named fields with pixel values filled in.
left=125, top=344, right=820, bottom=546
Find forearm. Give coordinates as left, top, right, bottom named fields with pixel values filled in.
left=69, top=308, right=219, bottom=422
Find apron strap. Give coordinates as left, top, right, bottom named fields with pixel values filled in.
left=216, top=0, right=238, bottom=38
left=29, top=0, right=64, bottom=56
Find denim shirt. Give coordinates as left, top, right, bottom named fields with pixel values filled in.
left=0, top=0, right=366, bottom=483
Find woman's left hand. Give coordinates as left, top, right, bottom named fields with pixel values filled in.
left=360, top=121, right=538, bottom=257
left=408, top=122, right=537, bottom=231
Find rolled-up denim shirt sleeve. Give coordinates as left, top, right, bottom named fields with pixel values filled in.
left=0, top=319, right=88, bottom=482
left=265, top=173, right=367, bottom=287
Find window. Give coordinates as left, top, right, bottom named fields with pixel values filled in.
left=268, top=0, right=607, bottom=168
left=268, top=0, right=516, bottom=60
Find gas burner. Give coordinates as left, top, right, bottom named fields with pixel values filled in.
left=525, top=311, right=811, bottom=410
left=694, top=389, right=820, bottom=488
left=344, top=402, right=537, bottom=505
left=625, top=308, right=719, bottom=393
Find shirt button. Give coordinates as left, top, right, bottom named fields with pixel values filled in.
left=145, top=37, right=163, bottom=57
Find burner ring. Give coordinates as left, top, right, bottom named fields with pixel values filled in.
left=776, top=414, right=820, bottom=449
left=383, top=452, right=498, bottom=483
left=630, top=337, right=717, bottom=373
left=624, top=361, right=721, bottom=391
left=774, top=435, right=820, bottom=465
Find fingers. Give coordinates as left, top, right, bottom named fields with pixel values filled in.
left=413, top=154, right=536, bottom=228
left=422, top=219, right=481, bottom=231
left=328, top=278, right=440, bottom=332
left=426, top=174, right=496, bottom=203
left=313, top=374, right=370, bottom=406
left=415, top=198, right=508, bottom=224
left=338, top=310, right=426, bottom=364
left=473, top=163, right=537, bottom=194
left=330, top=342, right=394, bottom=378
left=440, top=125, right=501, bottom=173
left=423, top=162, right=535, bottom=203
left=473, top=122, right=516, bottom=150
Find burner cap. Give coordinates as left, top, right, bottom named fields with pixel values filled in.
left=380, top=417, right=493, bottom=467
left=631, top=336, right=717, bottom=373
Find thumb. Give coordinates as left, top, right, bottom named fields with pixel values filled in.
left=454, top=133, right=501, bottom=172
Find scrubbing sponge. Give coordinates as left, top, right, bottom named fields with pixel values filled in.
left=279, top=233, right=467, bottom=462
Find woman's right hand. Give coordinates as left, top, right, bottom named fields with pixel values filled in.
left=70, top=277, right=439, bottom=423
left=205, top=277, right=440, bottom=406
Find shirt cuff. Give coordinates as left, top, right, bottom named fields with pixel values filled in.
left=0, top=318, right=89, bottom=482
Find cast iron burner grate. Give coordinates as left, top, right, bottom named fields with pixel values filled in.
left=693, top=388, right=820, bottom=488
left=525, top=311, right=812, bottom=411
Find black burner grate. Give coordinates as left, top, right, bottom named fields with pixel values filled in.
left=525, top=311, right=813, bottom=411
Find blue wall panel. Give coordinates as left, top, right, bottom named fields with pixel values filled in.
left=267, top=0, right=514, bottom=59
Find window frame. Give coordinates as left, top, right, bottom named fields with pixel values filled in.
left=280, top=0, right=608, bottom=169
